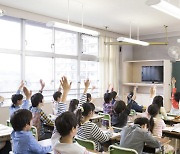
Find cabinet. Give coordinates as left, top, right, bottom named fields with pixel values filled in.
left=122, top=60, right=172, bottom=111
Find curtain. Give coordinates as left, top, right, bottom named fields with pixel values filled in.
left=99, top=36, right=120, bottom=97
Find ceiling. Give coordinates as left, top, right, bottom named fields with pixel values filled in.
left=0, top=0, right=180, bottom=36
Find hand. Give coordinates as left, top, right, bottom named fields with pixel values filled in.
left=91, top=86, right=96, bottom=91
left=18, top=80, right=24, bottom=90
left=40, top=79, right=45, bottom=90
left=60, top=76, right=72, bottom=92
left=108, top=127, right=114, bottom=132
left=84, top=79, right=90, bottom=89
left=172, top=77, right=176, bottom=88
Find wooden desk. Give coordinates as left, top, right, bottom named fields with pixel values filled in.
left=164, top=115, right=180, bottom=125
left=0, top=124, right=13, bottom=142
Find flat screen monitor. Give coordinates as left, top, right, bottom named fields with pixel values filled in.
left=142, top=66, right=163, bottom=83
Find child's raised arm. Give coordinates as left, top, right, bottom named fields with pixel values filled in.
left=17, top=80, right=24, bottom=94
left=39, top=79, right=45, bottom=93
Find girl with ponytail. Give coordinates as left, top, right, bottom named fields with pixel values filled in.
left=76, top=103, right=113, bottom=152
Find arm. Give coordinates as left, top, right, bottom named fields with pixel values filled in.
left=131, top=86, right=137, bottom=101
left=143, top=131, right=161, bottom=148
left=171, top=77, right=179, bottom=109
left=40, top=109, right=54, bottom=126
left=22, top=87, right=32, bottom=109
left=29, top=134, right=52, bottom=153
left=16, top=80, right=24, bottom=94
left=78, top=79, right=90, bottom=107
left=160, top=107, right=167, bottom=120
left=60, top=76, right=71, bottom=103
left=39, top=79, right=45, bottom=93
left=91, top=124, right=113, bottom=143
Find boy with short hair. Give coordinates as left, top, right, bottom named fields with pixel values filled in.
left=51, top=111, right=89, bottom=154
left=120, top=117, right=161, bottom=154
left=10, top=109, right=52, bottom=154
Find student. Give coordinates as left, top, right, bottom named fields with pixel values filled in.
left=120, top=117, right=161, bottom=154
left=171, top=77, right=180, bottom=115
left=52, top=76, right=72, bottom=116
left=76, top=103, right=113, bottom=152
left=103, top=92, right=113, bottom=116
left=111, top=91, right=117, bottom=105
left=9, top=81, right=31, bottom=116
left=51, top=111, right=89, bottom=154
left=148, top=104, right=174, bottom=153
left=152, top=95, right=167, bottom=119
left=10, top=109, right=52, bottom=154
left=68, top=99, right=79, bottom=113
left=127, top=87, right=144, bottom=113
left=29, top=92, right=54, bottom=140
left=111, top=100, right=132, bottom=128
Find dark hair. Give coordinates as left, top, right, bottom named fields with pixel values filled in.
left=68, top=99, right=79, bottom=112
left=11, top=94, right=23, bottom=108
left=134, top=117, right=149, bottom=128
left=76, top=103, right=95, bottom=126
left=55, top=111, right=77, bottom=137
left=174, top=92, right=180, bottom=102
left=53, top=91, right=62, bottom=101
left=31, top=93, right=43, bottom=107
left=113, top=100, right=126, bottom=114
left=127, top=92, right=133, bottom=101
left=104, top=93, right=112, bottom=103
left=87, top=93, right=91, bottom=102
left=148, top=104, right=159, bottom=132
left=10, top=109, right=32, bottom=131
left=111, top=91, right=117, bottom=100
left=152, top=95, right=163, bottom=109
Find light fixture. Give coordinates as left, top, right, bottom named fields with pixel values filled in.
left=0, top=9, right=5, bottom=17
left=46, top=0, right=99, bottom=36
left=117, top=37, right=149, bottom=46
left=146, top=0, right=180, bottom=20
left=46, top=21, right=99, bottom=36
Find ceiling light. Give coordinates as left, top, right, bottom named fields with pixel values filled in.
left=117, top=37, right=150, bottom=46
left=146, top=0, right=180, bottom=20
left=46, top=21, right=99, bottom=36
left=0, top=9, right=5, bottom=17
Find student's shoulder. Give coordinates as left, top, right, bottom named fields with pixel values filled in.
left=74, top=142, right=88, bottom=153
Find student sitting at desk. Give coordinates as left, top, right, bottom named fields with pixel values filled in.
left=120, top=117, right=161, bottom=154
left=68, top=99, right=79, bottom=113
left=171, top=77, right=180, bottom=115
left=10, top=109, right=52, bottom=154
left=51, top=111, right=89, bottom=154
left=9, top=81, right=32, bottom=116
left=76, top=103, right=113, bottom=152
left=111, top=100, right=133, bottom=128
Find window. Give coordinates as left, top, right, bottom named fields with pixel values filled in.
left=55, top=58, right=78, bottom=99
left=81, top=35, right=98, bottom=56
left=55, top=30, right=78, bottom=55
left=25, top=56, right=54, bottom=100
left=25, top=22, right=53, bottom=52
left=0, top=17, right=21, bottom=50
left=0, top=53, right=21, bottom=104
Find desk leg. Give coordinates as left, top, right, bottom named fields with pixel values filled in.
left=175, top=139, right=178, bottom=154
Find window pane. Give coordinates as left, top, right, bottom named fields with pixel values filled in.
left=25, top=22, right=52, bottom=52
left=25, top=56, right=54, bottom=100
left=0, top=17, right=21, bottom=50
left=82, top=35, right=98, bottom=56
left=55, top=30, right=77, bottom=55
left=80, top=61, right=99, bottom=97
left=0, top=53, right=21, bottom=104
left=55, top=58, right=78, bottom=99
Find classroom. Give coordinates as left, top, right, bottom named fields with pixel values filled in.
left=0, top=0, right=180, bottom=154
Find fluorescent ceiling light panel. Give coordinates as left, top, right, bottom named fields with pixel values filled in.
left=117, top=37, right=150, bottom=46
left=46, top=21, right=99, bottom=36
left=146, top=0, right=180, bottom=19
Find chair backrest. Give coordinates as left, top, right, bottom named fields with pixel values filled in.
left=75, top=136, right=96, bottom=150
left=129, top=109, right=136, bottom=116
left=98, top=112, right=111, bottom=126
left=112, top=126, right=122, bottom=133
left=31, top=126, right=38, bottom=140
left=109, top=145, right=138, bottom=154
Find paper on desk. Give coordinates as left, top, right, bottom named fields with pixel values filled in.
left=163, top=124, right=180, bottom=133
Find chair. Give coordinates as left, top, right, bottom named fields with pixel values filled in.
left=129, top=109, right=136, bottom=116
left=112, top=126, right=123, bottom=133
left=109, top=145, right=138, bottom=154
left=75, top=136, right=96, bottom=150
left=98, top=112, right=111, bottom=127
left=31, top=126, right=38, bottom=140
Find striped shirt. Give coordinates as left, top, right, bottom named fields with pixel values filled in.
left=152, top=116, right=166, bottom=137
left=77, top=121, right=113, bottom=151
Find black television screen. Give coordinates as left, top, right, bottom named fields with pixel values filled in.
left=142, top=66, right=163, bottom=83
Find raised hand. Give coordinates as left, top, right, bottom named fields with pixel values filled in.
left=18, top=80, right=24, bottom=91
left=172, top=77, right=176, bottom=88
left=40, top=79, right=45, bottom=91
left=23, top=87, right=32, bottom=100
left=60, top=76, right=72, bottom=92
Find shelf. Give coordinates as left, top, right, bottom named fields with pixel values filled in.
left=123, top=82, right=163, bottom=87
left=124, top=59, right=164, bottom=63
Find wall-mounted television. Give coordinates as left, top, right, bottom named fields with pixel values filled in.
left=142, top=66, right=163, bottom=83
